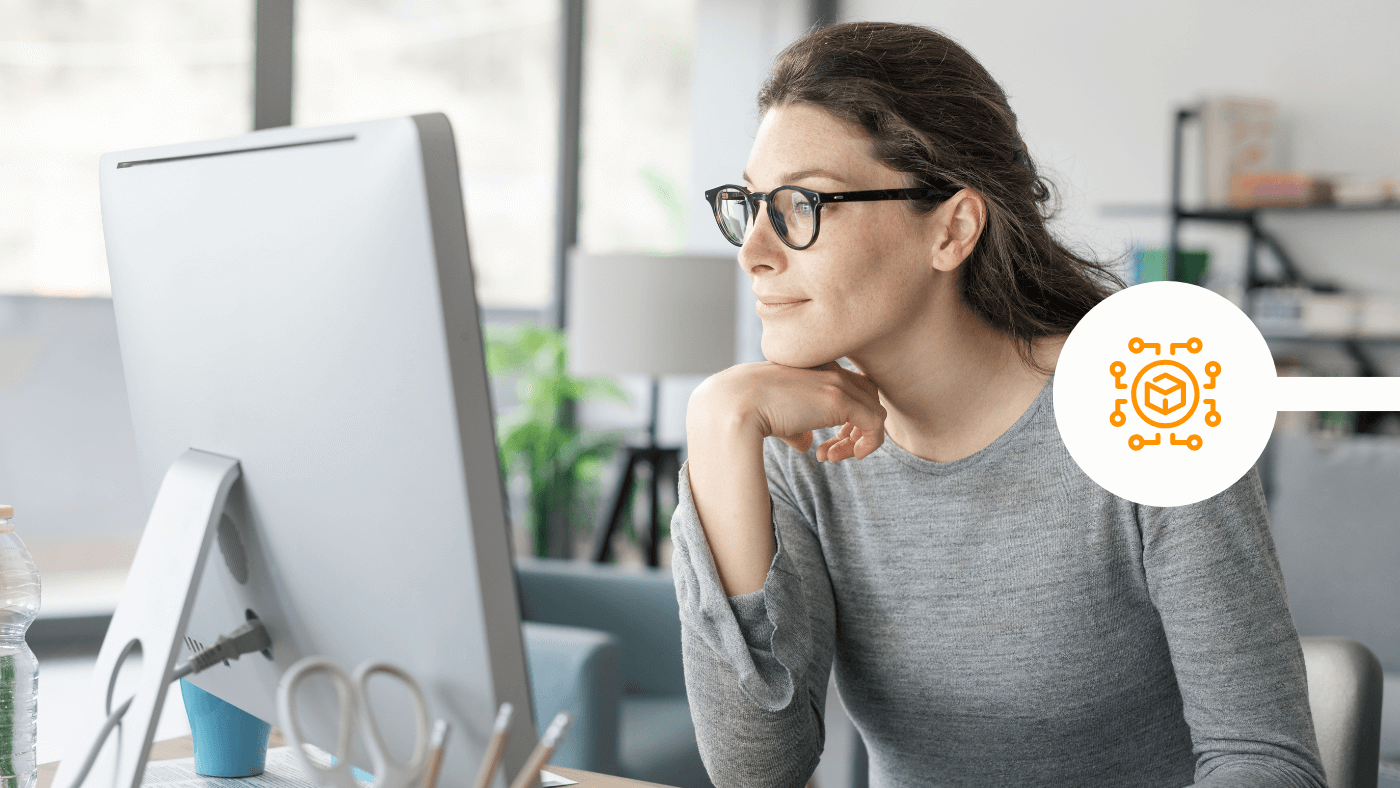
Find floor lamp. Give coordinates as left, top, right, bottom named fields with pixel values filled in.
left=568, top=252, right=737, bottom=566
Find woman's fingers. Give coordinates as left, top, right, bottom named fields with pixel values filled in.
left=851, top=425, right=885, bottom=459
left=833, top=370, right=887, bottom=462
left=739, top=360, right=886, bottom=463
left=789, top=423, right=877, bottom=462
left=803, top=367, right=887, bottom=463
left=813, top=422, right=851, bottom=461
left=816, top=421, right=884, bottom=462
left=827, top=423, right=856, bottom=461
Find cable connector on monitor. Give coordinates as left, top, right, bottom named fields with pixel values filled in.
left=172, top=617, right=272, bottom=680
left=71, top=616, right=276, bottom=788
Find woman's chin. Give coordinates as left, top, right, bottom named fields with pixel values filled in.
left=760, top=339, right=837, bottom=369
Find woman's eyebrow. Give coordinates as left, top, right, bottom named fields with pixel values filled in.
left=781, top=168, right=845, bottom=184
left=740, top=168, right=847, bottom=187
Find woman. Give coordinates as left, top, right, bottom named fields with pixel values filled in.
left=671, top=21, right=1323, bottom=788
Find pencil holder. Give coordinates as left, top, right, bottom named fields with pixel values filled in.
left=181, top=678, right=273, bottom=777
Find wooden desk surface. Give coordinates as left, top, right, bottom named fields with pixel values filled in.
left=38, top=732, right=675, bottom=788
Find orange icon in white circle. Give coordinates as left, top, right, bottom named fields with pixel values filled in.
left=1055, top=282, right=1281, bottom=507
left=1111, top=336, right=1221, bottom=452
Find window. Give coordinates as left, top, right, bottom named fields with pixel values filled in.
left=0, top=1, right=252, bottom=296
left=297, top=0, right=559, bottom=309
left=578, top=0, right=695, bottom=255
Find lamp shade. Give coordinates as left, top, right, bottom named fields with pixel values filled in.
left=567, top=252, right=737, bottom=376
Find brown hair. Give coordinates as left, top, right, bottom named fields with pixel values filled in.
left=757, top=22, right=1121, bottom=368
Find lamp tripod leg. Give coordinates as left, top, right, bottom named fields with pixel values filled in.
left=646, top=448, right=661, bottom=568
left=591, top=448, right=639, bottom=563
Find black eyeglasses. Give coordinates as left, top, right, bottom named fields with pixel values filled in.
left=704, top=183, right=954, bottom=250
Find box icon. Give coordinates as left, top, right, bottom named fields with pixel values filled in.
left=1145, top=372, right=1187, bottom=415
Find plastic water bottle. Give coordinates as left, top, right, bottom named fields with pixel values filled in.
left=0, top=506, right=39, bottom=788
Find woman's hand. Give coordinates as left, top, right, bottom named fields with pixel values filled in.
left=684, top=360, right=887, bottom=595
left=691, top=360, right=888, bottom=462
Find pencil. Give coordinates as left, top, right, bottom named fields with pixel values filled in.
left=506, top=711, right=572, bottom=788
left=470, top=702, right=515, bottom=788
left=423, top=719, right=451, bottom=788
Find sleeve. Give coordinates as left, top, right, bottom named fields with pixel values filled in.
left=1139, top=467, right=1327, bottom=788
left=670, top=446, right=837, bottom=788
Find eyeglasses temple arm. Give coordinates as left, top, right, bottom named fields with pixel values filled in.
left=817, top=188, right=949, bottom=203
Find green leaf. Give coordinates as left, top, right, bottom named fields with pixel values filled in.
left=487, top=324, right=634, bottom=555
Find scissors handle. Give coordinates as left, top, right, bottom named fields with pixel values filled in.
left=277, top=656, right=361, bottom=788
left=352, top=661, right=432, bottom=788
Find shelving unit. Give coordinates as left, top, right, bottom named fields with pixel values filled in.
left=1166, top=105, right=1400, bottom=384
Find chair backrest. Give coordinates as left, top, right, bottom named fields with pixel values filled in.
left=515, top=557, right=686, bottom=697
left=1302, top=636, right=1385, bottom=788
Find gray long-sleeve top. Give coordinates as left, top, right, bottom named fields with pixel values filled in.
left=671, top=382, right=1325, bottom=787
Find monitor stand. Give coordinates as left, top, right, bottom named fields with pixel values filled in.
left=54, top=449, right=242, bottom=788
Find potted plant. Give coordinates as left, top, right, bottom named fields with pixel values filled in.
left=486, top=324, right=629, bottom=558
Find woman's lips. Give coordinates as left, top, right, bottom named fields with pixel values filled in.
left=756, top=299, right=810, bottom=316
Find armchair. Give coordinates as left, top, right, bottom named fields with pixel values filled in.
left=521, top=621, right=621, bottom=775
left=516, top=557, right=712, bottom=788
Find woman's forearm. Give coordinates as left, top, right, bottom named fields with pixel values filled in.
left=686, top=404, right=777, bottom=596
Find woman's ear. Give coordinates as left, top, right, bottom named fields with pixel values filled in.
left=928, top=188, right=986, bottom=273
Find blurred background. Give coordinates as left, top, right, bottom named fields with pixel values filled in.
left=2, top=1, right=1397, bottom=785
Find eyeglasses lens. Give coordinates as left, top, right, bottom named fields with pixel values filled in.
left=712, top=187, right=818, bottom=248
left=774, top=188, right=816, bottom=247
left=714, top=189, right=750, bottom=246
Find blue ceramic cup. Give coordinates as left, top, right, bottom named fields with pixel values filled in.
left=180, top=678, right=273, bottom=777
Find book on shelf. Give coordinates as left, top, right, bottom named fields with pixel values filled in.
left=1229, top=172, right=1399, bottom=209
left=1200, top=95, right=1279, bottom=207
left=1229, top=171, right=1332, bottom=208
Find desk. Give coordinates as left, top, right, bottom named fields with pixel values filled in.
left=38, top=732, right=676, bottom=788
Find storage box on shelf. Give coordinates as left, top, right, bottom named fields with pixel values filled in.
left=1249, top=290, right=1400, bottom=340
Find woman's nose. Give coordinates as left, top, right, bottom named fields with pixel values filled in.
left=738, top=203, right=787, bottom=276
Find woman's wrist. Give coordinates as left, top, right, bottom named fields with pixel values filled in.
left=686, top=367, right=765, bottom=440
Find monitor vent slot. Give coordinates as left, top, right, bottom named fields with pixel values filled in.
left=116, top=135, right=356, bottom=169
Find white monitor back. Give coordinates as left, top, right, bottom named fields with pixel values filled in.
left=91, top=114, right=535, bottom=786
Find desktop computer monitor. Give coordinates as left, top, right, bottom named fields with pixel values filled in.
left=68, top=114, right=536, bottom=788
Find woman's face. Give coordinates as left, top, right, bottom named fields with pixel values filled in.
left=739, top=102, right=951, bottom=369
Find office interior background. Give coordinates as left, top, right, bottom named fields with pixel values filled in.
left=2, top=0, right=1398, bottom=782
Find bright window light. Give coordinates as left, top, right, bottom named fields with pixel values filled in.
left=0, top=2, right=252, bottom=297
left=297, top=0, right=560, bottom=309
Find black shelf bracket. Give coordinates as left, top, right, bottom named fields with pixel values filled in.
left=1166, top=106, right=1198, bottom=284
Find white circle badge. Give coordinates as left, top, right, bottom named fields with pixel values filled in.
left=1053, top=282, right=1276, bottom=507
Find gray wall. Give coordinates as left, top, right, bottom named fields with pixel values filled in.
left=0, top=296, right=145, bottom=542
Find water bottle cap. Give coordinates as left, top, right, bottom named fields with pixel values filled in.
left=0, top=505, right=10, bottom=519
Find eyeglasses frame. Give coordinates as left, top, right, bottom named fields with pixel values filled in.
left=703, top=183, right=956, bottom=251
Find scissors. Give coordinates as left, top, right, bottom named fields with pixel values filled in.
left=277, top=656, right=431, bottom=788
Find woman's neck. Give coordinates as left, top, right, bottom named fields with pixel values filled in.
left=847, top=299, right=1061, bottom=464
